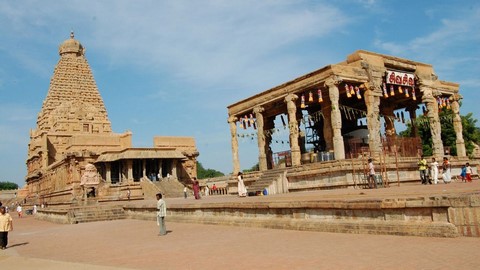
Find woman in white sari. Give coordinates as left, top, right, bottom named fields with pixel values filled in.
left=442, top=157, right=451, bottom=183
left=237, top=172, right=247, bottom=197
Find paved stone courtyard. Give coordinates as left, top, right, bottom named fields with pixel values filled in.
left=2, top=182, right=480, bottom=270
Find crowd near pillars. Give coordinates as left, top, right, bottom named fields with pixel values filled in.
left=285, top=94, right=301, bottom=166
left=421, top=86, right=444, bottom=159
left=325, top=78, right=345, bottom=159
left=254, top=106, right=268, bottom=171
left=228, top=116, right=240, bottom=174
left=451, top=96, right=466, bottom=157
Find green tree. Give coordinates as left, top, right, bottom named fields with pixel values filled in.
left=400, top=110, right=480, bottom=156
left=0, top=181, right=19, bottom=190
left=196, top=162, right=224, bottom=179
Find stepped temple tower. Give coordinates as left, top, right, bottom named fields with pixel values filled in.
left=26, top=33, right=198, bottom=203
left=228, top=50, right=468, bottom=181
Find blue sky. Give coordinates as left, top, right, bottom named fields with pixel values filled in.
left=1, top=0, right=479, bottom=187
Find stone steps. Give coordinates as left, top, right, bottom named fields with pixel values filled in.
left=247, top=168, right=287, bottom=195
left=154, top=179, right=185, bottom=198
left=69, top=205, right=126, bottom=224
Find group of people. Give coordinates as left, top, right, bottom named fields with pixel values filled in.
left=418, top=156, right=470, bottom=184
left=185, top=179, right=219, bottom=199
left=460, top=163, right=474, bottom=182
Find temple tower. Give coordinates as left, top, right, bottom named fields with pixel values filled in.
left=36, top=31, right=112, bottom=134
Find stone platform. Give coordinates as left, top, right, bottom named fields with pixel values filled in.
left=125, top=180, right=480, bottom=238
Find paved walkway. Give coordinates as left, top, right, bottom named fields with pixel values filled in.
left=1, top=181, right=479, bottom=269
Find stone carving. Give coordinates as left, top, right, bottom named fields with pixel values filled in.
left=80, top=163, right=100, bottom=198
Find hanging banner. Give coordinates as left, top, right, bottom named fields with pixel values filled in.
left=386, top=70, right=415, bottom=87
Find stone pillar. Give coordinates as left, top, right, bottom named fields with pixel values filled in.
left=421, top=86, right=444, bottom=159
left=265, top=116, right=275, bottom=169
left=285, top=94, right=301, bottom=166
left=172, top=160, right=178, bottom=179
left=325, top=78, right=345, bottom=159
left=382, top=105, right=396, bottom=138
left=127, top=160, right=133, bottom=180
left=228, top=116, right=240, bottom=174
left=106, top=163, right=111, bottom=183
left=254, top=106, right=268, bottom=171
left=158, top=160, right=163, bottom=178
left=407, top=106, right=418, bottom=137
left=142, top=160, right=146, bottom=178
left=364, top=87, right=382, bottom=157
left=321, top=103, right=333, bottom=151
left=451, top=95, right=466, bottom=157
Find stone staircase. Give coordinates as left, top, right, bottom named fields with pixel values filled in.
left=154, top=179, right=186, bottom=198
left=246, top=168, right=288, bottom=195
left=68, top=205, right=126, bottom=224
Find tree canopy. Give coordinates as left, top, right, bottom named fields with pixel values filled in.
left=0, top=181, right=19, bottom=190
left=400, top=110, right=480, bottom=157
left=196, top=162, right=224, bottom=179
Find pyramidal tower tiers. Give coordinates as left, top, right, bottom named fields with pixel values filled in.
left=36, top=31, right=112, bottom=133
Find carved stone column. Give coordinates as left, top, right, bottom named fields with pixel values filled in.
left=172, top=160, right=178, bottom=179
left=421, top=86, right=444, bottom=159
left=265, top=116, right=275, bottom=169
left=285, top=94, right=301, bottom=166
left=321, top=101, right=333, bottom=151
left=364, top=88, right=382, bottom=156
left=325, top=77, right=345, bottom=159
left=127, top=160, right=133, bottom=180
left=451, top=95, right=466, bottom=157
left=228, top=116, right=240, bottom=174
left=361, top=62, right=384, bottom=157
left=158, top=160, right=163, bottom=179
left=105, top=163, right=111, bottom=183
left=254, top=106, right=267, bottom=171
left=382, top=104, right=396, bottom=138
left=407, top=105, right=417, bottom=137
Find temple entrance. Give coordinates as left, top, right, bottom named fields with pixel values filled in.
left=145, top=159, right=158, bottom=181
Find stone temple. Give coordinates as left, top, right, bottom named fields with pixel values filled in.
left=25, top=32, right=198, bottom=204
left=226, top=50, right=478, bottom=195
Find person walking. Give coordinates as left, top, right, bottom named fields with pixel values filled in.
left=460, top=165, right=467, bottom=182
left=367, top=158, right=377, bottom=189
left=442, top=157, right=452, bottom=183
left=192, top=178, right=201, bottom=200
left=204, top=185, right=210, bottom=197
left=0, top=206, right=13, bottom=250
left=16, top=204, right=23, bottom=218
left=183, top=186, right=188, bottom=199
left=465, top=163, right=473, bottom=183
left=237, top=172, right=247, bottom=197
left=430, top=158, right=439, bottom=184
left=418, top=156, right=430, bottom=184
left=156, top=193, right=167, bottom=236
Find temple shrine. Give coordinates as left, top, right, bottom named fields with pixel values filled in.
left=227, top=50, right=472, bottom=193
left=25, top=32, right=198, bottom=204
